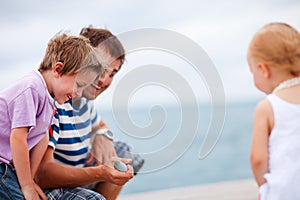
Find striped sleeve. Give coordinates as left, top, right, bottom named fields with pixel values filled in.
left=48, top=109, right=60, bottom=149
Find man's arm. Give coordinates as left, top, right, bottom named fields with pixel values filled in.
left=35, top=146, right=134, bottom=189
left=89, top=120, right=117, bottom=165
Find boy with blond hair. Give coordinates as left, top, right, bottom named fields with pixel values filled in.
left=0, top=32, right=103, bottom=199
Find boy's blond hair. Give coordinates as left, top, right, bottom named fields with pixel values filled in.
left=39, top=32, right=103, bottom=75
left=248, top=22, right=300, bottom=75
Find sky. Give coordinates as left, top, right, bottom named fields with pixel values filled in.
left=1, top=0, right=300, bottom=108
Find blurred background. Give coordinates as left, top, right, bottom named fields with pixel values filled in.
left=1, top=0, right=300, bottom=194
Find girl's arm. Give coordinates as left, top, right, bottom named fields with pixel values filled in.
left=10, top=127, right=40, bottom=199
left=250, top=99, right=273, bottom=186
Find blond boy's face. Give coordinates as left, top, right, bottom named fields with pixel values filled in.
left=53, top=70, right=98, bottom=104
left=72, top=70, right=99, bottom=100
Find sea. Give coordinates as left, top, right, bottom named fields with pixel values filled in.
left=97, top=100, right=258, bottom=194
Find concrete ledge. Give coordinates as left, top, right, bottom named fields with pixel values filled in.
left=118, top=179, right=258, bottom=200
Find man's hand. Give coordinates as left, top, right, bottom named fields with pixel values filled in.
left=97, top=157, right=134, bottom=186
left=87, top=134, right=116, bottom=165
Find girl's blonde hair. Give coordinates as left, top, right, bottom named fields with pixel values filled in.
left=39, top=32, right=103, bottom=76
left=248, top=22, right=300, bottom=75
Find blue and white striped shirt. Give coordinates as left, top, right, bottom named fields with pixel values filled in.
left=49, top=98, right=99, bottom=167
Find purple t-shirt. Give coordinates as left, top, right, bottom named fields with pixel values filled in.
left=0, top=69, right=54, bottom=165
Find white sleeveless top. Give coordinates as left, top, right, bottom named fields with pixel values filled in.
left=260, top=94, right=300, bottom=200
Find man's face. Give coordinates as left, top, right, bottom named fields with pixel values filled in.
left=83, top=57, right=121, bottom=100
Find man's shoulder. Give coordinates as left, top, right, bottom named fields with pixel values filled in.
left=54, top=98, right=95, bottom=117
left=54, top=99, right=73, bottom=116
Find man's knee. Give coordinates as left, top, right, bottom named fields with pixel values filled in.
left=44, top=187, right=106, bottom=200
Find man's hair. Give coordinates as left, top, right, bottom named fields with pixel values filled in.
left=80, top=27, right=125, bottom=66
left=39, top=32, right=103, bottom=75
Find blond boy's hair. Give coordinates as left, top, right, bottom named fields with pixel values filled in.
left=249, top=22, right=300, bottom=75
left=39, top=32, right=103, bottom=75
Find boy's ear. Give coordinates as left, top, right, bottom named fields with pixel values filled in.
left=52, top=62, right=64, bottom=78
left=257, top=63, right=271, bottom=78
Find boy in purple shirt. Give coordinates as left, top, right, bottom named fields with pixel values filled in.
left=0, top=32, right=103, bottom=199
left=35, top=28, right=139, bottom=200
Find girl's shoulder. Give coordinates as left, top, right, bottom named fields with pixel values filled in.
left=254, top=97, right=274, bottom=130
left=255, top=98, right=273, bottom=115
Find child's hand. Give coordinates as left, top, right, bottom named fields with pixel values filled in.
left=34, top=182, right=48, bottom=200
left=22, top=182, right=47, bottom=200
left=22, top=185, right=40, bottom=200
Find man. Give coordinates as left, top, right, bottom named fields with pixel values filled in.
left=35, top=27, right=144, bottom=200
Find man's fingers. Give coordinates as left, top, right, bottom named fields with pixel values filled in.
left=120, top=158, right=132, bottom=165
left=85, top=154, right=94, bottom=165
